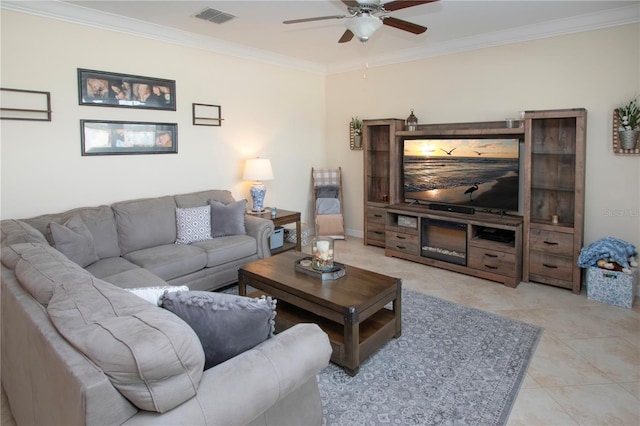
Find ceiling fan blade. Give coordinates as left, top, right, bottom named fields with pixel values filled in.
left=283, top=15, right=346, bottom=24
left=338, top=29, right=354, bottom=43
left=341, top=0, right=361, bottom=8
left=382, top=16, right=427, bottom=34
left=383, top=0, right=439, bottom=12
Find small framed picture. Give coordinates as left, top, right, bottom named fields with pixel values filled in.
left=80, top=120, right=177, bottom=156
left=78, top=69, right=176, bottom=110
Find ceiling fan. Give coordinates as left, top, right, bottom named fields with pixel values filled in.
left=283, top=0, right=439, bottom=44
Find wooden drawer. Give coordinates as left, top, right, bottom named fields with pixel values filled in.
left=528, top=251, right=573, bottom=283
left=366, top=222, right=386, bottom=245
left=385, top=231, right=419, bottom=255
left=529, top=228, right=573, bottom=255
left=468, top=247, right=517, bottom=278
left=366, top=206, right=386, bottom=224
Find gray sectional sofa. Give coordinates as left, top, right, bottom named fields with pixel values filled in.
left=0, top=189, right=332, bottom=425
left=3, top=189, right=273, bottom=292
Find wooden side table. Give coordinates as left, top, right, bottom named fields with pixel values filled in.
left=252, top=209, right=301, bottom=254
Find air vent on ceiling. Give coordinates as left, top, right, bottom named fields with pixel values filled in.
left=195, top=7, right=235, bottom=24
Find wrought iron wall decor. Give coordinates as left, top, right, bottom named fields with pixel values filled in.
left=0, top=88, right=51, bottom=121
left=192, top=103, right=223, bottom=126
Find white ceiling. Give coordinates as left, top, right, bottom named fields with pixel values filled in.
left=3, top=1, right=639, bottom=74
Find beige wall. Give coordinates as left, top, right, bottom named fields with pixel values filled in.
left=326, top=24, right=640, bottom=249
left=0, top=10, right=326, bottom=224
left=2, top=10, right=639, bottom=251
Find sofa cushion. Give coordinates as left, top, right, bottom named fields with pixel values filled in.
left=124, top=244, right=207, bottom=281
left=0, top=220, right=49, bottom=268
left=47, top=273, right=205, bottom=413
left=175, top=205, right=212, bottom=245
left=49, top=214, right=100, bottom=267
left=125, top=285, right=189, bottom=305
left=84, top=256, right=140, bottom=279
left=23, top=206, right=121, bottom=259
left=13, top=243, right=90, bottom=304
left=0, top=219, right=49, bottom=246
left=100, top=267, right=170, bottom=289
left=112, top=196, right=177, bottom=255
left=209, top=199, right=247, bottom=237
left=160, top=291, right=276, bottom=370
left=174, top=189, right=236, bottom=208
left=193, top=235, right=257, bottom=267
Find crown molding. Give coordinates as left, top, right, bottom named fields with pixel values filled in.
left=2, top=1, right=637, bottom=76
left=0, top=1, right=328, bottom=75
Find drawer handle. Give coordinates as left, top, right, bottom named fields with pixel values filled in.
left=374, top=214, right=383, bottom=218
left=396, top=245, right=406, bottom=250
left=484, top=264, right=498, bottom=269
left=396, top=235, right=406, bottom=240
left=484, top=253, right=498, bottom=258
left=373, top=231, right=384, bottom=235
left=543, top=241, right=559, bottom=246
left=543, top=263, right=558, bottom=269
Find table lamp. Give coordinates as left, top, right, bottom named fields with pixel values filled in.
left=243, top=158, right=274, bottom=212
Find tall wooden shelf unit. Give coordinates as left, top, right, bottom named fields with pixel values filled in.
left=363, top=119, right=404, bottom=247
left=523, top=109, right=586, bottom=294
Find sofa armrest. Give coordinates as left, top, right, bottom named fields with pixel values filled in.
left=121, top=323, right=331, bottom=426
left=244, top=215, right=274, bottom=259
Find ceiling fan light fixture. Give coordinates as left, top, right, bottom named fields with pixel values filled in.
left=345, top=13, right=383, bottom=43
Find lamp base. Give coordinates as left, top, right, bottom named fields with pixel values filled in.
left=249, top=182, right=267, bottom=213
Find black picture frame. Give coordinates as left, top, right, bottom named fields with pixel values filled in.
left=81, top=120, right=178, bottom=156
left=78, top=69, right=176, bottom=110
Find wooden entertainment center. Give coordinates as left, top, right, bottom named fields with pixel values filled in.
left=363, top=109, right=586, bottom=293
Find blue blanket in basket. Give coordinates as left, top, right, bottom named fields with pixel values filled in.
left=578, top=237, right=637, bottom=269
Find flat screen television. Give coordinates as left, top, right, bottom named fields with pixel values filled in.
left=402, top=138, right=521, bottom=213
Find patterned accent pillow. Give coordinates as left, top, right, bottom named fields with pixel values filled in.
left=175, top=205, right=212, bottom=244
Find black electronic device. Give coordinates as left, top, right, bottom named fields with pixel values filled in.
left=477, top=227, right=515, bottom=244
left=429, top=203, right=475, bottom=215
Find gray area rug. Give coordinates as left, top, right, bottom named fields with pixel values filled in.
left=317, top=289, right=543, bottom=426
left=222, top=285, right=542, bottom=425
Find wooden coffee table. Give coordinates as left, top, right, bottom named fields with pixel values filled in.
left=238, top=251, right=402, bottom=376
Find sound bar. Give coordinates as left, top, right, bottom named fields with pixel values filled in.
left=429, top=203, right=475, bottom=215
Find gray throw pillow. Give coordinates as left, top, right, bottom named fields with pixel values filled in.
left=208, top=199, right=247, bottom=237
left=175, top=205, right=212, bottom=244
left=160, top=291, right=276, bottom=370
left=49, top=214, right=100, bottom=267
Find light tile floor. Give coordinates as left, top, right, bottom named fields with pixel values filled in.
left=2, top=237, right=639, bottom=425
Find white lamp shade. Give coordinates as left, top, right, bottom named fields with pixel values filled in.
left=345, top=14, right=383, bottom=42
left=242, top=158, right=274, bottom=181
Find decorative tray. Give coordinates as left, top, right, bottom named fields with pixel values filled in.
left=295, top=257, right=346, bottom=280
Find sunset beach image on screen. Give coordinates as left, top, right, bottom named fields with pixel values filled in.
left=402, top=138, right=520, bottom=212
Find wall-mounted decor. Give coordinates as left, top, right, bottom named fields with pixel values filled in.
left=81, top=120, right=177, bottom=156
left=613, top=109, right=640, bottom=155
left=350, top=117, right=363, bottom=150
left=0, top=87, right=51, bottom=121
left=192, top=103, right=223, bottom=126
left=78, top=69, right=176, bottom=110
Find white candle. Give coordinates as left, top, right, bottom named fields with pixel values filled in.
left=316, top=240, right=329, bottom=258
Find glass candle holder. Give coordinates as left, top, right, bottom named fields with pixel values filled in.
left=312, top=237, right=334, bottom=271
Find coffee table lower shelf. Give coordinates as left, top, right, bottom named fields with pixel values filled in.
left=248, top=291, right=399, bottom=375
